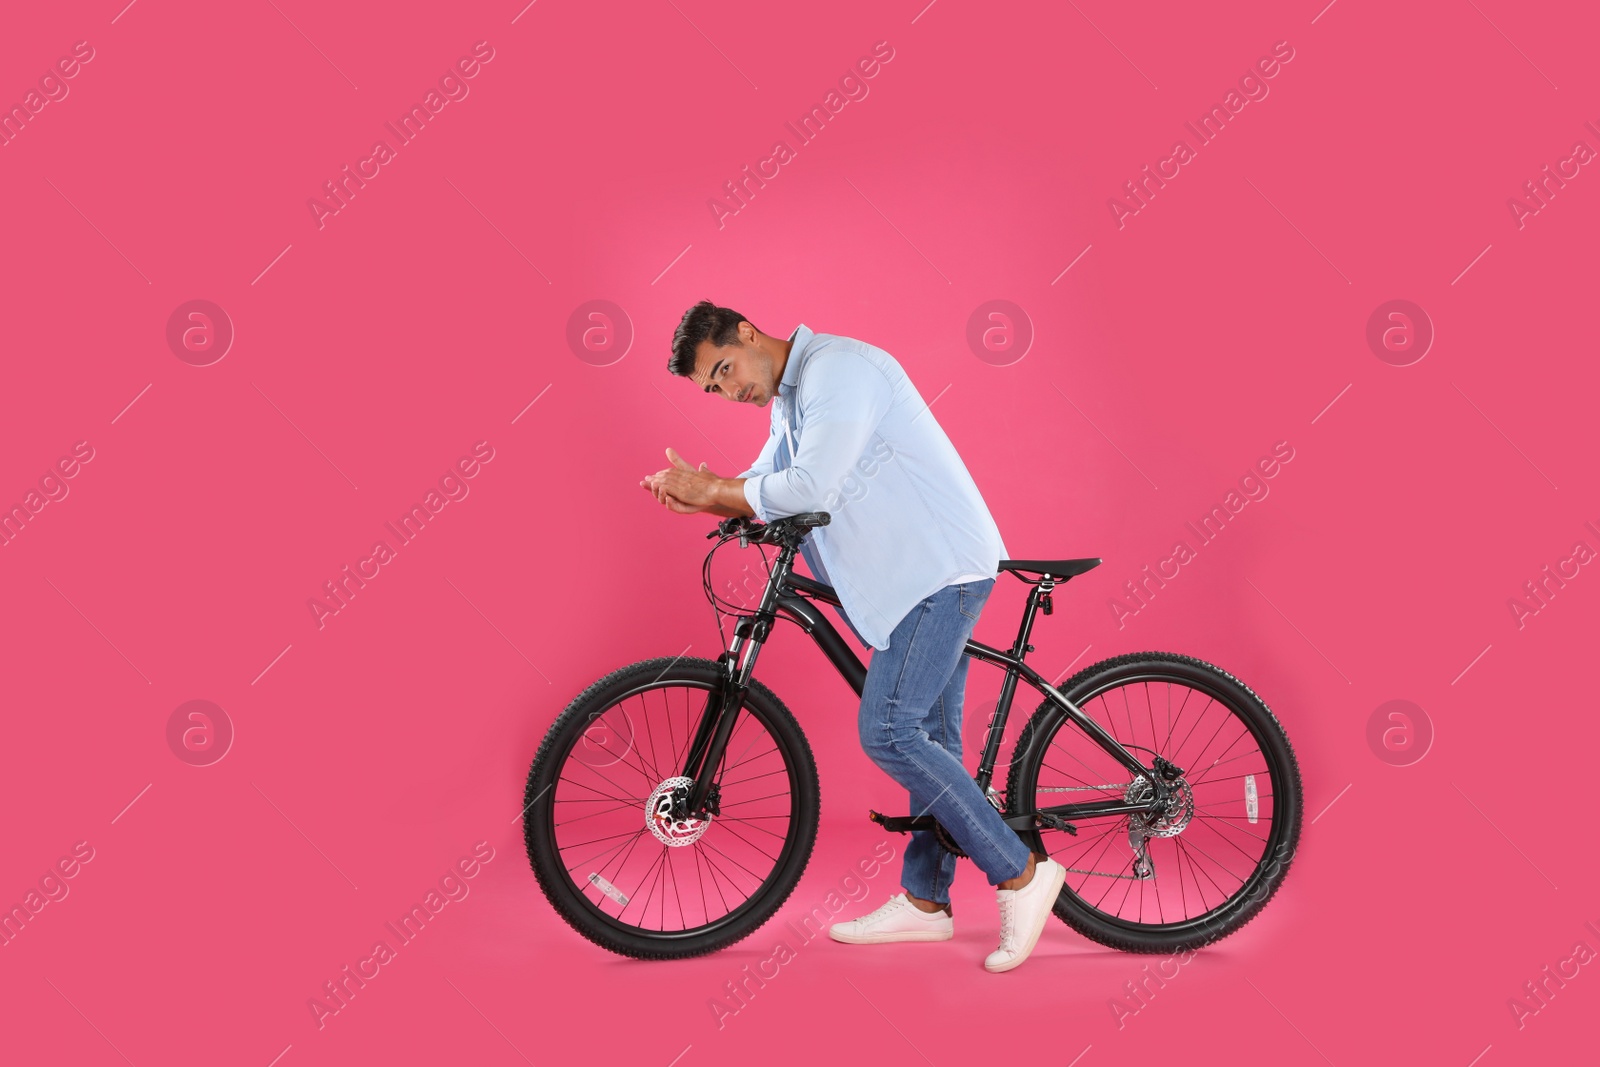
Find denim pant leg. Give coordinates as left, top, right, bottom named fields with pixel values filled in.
left=858, top=579, right=1032, bottom=892
left=900, top=654, right=972, bottom=904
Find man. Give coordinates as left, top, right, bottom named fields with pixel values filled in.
left=641, top=300, right=1066, bottom=973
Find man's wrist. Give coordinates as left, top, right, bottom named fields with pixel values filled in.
left=716, top=476, right=754, bottom=516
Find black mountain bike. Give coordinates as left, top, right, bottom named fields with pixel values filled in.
left=523, top=513, right=1301, bottom=959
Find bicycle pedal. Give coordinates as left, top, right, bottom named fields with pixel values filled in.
left=868, top=810, right=936, bottom=834
left=1034, top=812, right=1078, bottom=835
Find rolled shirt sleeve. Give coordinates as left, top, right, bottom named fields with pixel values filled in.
left=745, top=352, right=894, bottom=521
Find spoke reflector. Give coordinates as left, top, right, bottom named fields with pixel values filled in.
left=589, top=872, right=630, bottom=906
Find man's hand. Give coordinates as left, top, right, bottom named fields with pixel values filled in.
left=640, top=447, right=753, bottom=517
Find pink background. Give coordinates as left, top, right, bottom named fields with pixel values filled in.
left=2, top=1, right=1596, bottom=1064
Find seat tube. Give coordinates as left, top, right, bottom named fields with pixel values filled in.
left=975, top=581, right=1049, bottom=792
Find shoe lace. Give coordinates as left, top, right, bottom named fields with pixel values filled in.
left=862, top=896, right=908, bottom=924
left=996, top=894, right=1017, bottom=946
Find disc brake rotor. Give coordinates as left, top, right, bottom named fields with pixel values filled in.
left=646, top=776, right=712, bottom=847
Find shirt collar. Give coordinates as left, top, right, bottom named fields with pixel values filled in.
left=778, top=324, right=813, bottom=397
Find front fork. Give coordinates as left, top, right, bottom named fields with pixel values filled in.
left=680, top=549, right=794, bottom=817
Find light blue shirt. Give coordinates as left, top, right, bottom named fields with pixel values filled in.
left=740, top=325, right=1009, bottom=650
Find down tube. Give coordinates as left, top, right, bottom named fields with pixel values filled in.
left=775, top=595, right=867, bottom=697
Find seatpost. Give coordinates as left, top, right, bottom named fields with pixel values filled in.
left=975, top=575, right=1055, bottom=793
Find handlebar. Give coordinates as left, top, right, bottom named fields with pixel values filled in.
left=708, top=512, right=831, bottom=546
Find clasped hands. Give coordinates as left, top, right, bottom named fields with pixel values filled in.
left=640, top=447, right=730, bottom=514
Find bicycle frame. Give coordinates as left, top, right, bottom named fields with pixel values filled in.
left=678, top=536, right=1171, bottom=831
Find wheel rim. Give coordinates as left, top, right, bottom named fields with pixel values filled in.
left=540, top=680, right=803, bottom=939
left=1026, top=672, right=1292, bottom=933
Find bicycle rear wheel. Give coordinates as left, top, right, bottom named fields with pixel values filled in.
left=1007, top=652, right=1301, bottom=953
left=523, top=657, right=819, bottom=959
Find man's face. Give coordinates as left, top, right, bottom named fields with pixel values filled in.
left=690, top=334, right=775, bottom=407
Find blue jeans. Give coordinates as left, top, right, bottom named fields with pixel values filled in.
left=857, top=578, right=1032, bottom=903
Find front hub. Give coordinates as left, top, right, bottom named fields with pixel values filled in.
left=646, top=776, right=712, bottom=846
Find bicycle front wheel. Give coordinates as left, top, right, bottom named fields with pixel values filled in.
left=1007, top=652, right=1302, bottom=953
left=523, top=657, right=819, bottom=959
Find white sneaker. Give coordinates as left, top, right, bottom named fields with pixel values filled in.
left=828, top=893, right=954, bottom=944
left=984, top=857, right=1066, bottom=973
